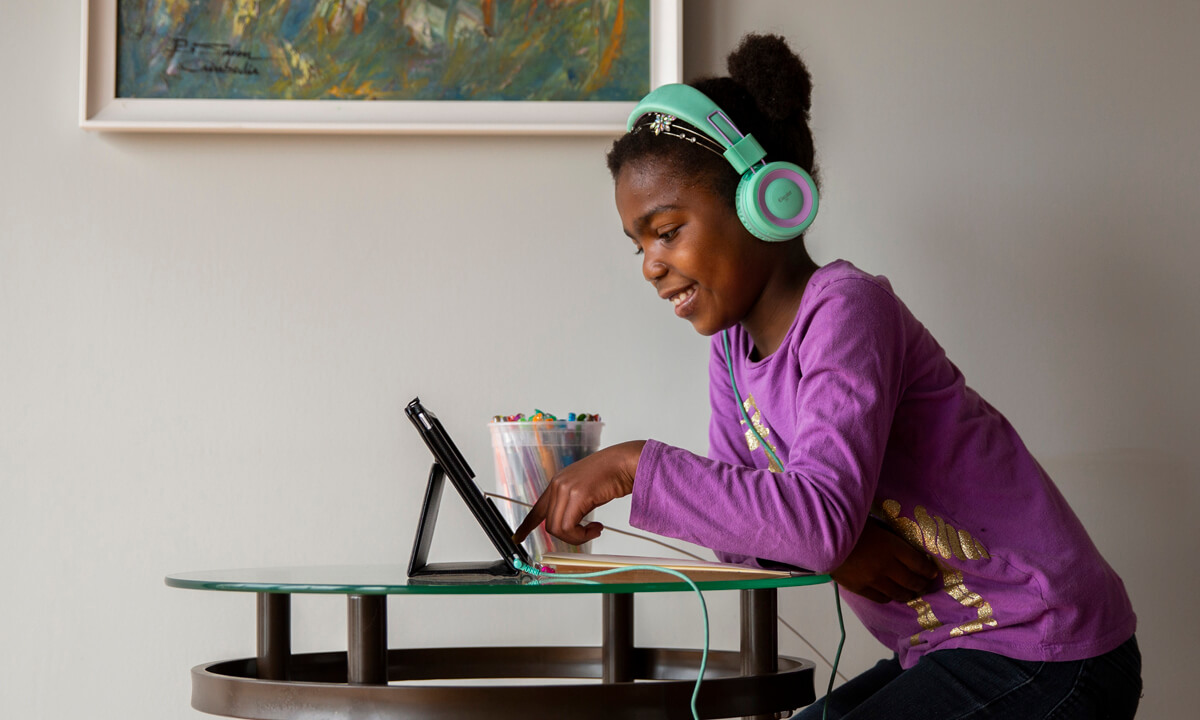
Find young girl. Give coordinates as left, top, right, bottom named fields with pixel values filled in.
left=514, top=33, right=1140, bottom=719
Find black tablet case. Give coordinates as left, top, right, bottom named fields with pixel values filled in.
left=405, top=398, right=533, bottom=577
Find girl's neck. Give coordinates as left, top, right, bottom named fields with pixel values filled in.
left=742, top=253, right=819, bottom=361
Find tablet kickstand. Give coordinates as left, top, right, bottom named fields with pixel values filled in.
left=407, top=463, right=518, bottom=577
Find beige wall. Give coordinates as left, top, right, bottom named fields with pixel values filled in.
left=2, top=1, right=1196, bottom=717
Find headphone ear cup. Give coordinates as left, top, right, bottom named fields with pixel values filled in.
left=735, top=162, right=819, bottom=242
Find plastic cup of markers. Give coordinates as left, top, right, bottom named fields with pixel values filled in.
left=489, top=419, right=604, bottom=558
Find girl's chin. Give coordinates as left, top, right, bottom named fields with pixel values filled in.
left=686, top=316, right=723, bottom=337
left=688, top=313, right=743, bottom=338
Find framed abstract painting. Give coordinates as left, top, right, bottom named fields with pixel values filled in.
left=80, top=0, right=681, bottom=134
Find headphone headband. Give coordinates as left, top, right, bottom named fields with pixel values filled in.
left=629, top=84, right=767, bottom=174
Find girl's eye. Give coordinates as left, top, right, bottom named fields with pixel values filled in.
left=658, top=226, right=679, bottom=242
left=633, top=247, right=644, bottom=256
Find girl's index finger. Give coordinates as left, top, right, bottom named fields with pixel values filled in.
left=513, top=492, right=550, bottom=543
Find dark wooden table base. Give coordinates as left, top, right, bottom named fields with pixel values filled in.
left=194, top=589, right=815, bottom=720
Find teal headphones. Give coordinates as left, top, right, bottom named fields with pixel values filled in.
left=628, top=83, right=819, bottom=242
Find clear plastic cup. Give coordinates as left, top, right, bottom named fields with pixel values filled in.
left=489, top=420, right=604, bottom=558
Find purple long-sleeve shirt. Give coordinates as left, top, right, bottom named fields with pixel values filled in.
left=630, top=260, right=1135, bottom=667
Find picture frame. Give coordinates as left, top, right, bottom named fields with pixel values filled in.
left=79, top=0, right=682, bottom=135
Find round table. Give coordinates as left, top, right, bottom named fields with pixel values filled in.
left=167, top=564, right=831, bottom=720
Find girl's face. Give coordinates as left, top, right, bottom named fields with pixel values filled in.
left=615, top=159, right=772, bottom=337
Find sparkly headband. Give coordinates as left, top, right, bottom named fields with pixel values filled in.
left=630, top=112, right=726, bottom=158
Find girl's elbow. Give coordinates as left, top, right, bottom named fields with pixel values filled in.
left=811, top=527, right=859, bottom=573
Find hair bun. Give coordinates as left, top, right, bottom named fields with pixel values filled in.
left=727, top=33, right=813, bottom=123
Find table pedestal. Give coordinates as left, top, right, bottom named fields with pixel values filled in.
left=197, top=587, right=813, bottom=720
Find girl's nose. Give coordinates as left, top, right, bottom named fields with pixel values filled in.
left=642, top=248, right=667, bottom=282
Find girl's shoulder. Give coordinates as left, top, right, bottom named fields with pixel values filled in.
left=800, top=259, right=905, bottom=325
left=716, top=260, right=906, bottom=364
left=808, top=259, right=897, bottom=299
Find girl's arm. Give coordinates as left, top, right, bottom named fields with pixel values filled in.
left=516, top=277, right=931, bottom=580
left=630, top=279, right=908, bottom=572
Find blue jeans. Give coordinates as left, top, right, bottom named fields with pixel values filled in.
left=796, top=635, right=1141, bottom=720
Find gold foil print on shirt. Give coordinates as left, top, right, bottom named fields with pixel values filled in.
left=950, top=609, right=998, bottom=637
left=935, top=514, right=954, bottom=559
left=879, top=499, right=997, bottom=644
left=944, top=526, right=992, bottom=561
left=906, top=597, right=943, bottom=646
left=941, top=566, right=997, bottom=636
left=881, top=499, right=926, bottom=548
left=739, top=394, right=784, bottom=473
left=913, top=506, right=953, bottom=559
left=946, top=523, right=968, bottom=561
left=941, top=567, right=981, bottom=606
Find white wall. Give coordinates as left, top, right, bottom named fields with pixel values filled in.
left=2, top=1, right=1196, bottom=717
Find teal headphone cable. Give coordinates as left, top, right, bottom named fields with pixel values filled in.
left=511, top=556, right=709, bottom=720
left=487, top=491, right=848, bottom=679
left=722, top=330, right=786, bottom=471
left=724, top=328, right=847, bottom=719
left=501, top=330, right=846, bottom=718
left=824, top=583, right=846, bottom=720
left=513, top=554, right=846, bottom=720
left=498, top=495, right=846, bottom=718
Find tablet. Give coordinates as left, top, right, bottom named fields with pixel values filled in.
left=405, top=397, right=533, bottom=577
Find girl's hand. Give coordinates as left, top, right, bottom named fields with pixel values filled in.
left=513, top=441, right=646, bottom=546
left=831, top=520, right=940, bottom=603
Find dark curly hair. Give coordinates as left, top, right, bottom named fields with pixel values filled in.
left=606, top=33, right=820, bottom=212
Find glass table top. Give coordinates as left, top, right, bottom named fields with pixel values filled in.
left=165, top=564, right=832, bottom=596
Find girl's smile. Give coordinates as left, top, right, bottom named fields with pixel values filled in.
left=668, top=285, right=698, bottom=314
